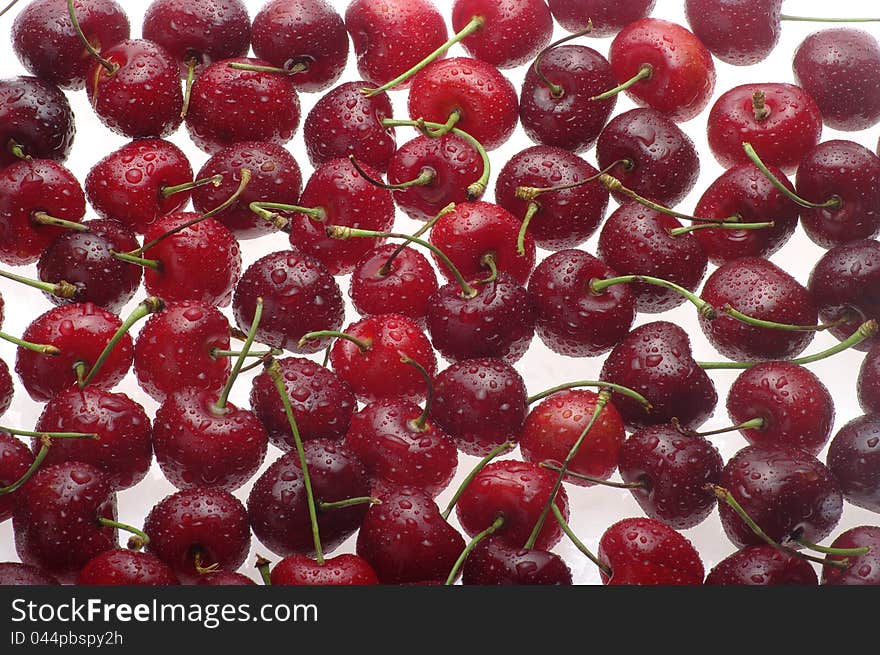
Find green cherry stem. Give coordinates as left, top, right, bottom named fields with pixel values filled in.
left=0, top=268, right=77, bottom=299
left=400, top=355, right=433, bottom=431
left=67, top=0, right=116, bottom=74
left=248, top=201, right=326, bottom=230
left=422, top=110, right=461, bottom=138
left=591, top=63, right=653, bottom=101
left=720, top=304, right=848, bottom=333
left=379, top=202, right=456, bottom=276
left=527, top=379, right=652, bottom=410
left=552, top=504, right=613, bottom=578
left=441, top=441, right=515, bottom=520
left=0, top=433, right=96, bottom=495
left=590, top=274, right=716, bottom=319
left=780, top=14, right=880, bottom=23
left=742, top=142, right=841, bottom=210
left=255, top=555, right=273, bottom=585
left=0, top=427, right=98, bottom=439
left=540, top=462, right=645, bottom=489
left=96, top=517, right=151, bottom=550
left=671, top=415, right=765, bottom=438
left=533, top=21, right=594, bottom=98
left=160, top=174, right=224, bottom=199
left=0, top=332, right=60, bottom=356
left=477, top=253, right=498, bottom=285
left=794, top=537, right=870, bottom=557
left=110, top=251, right=161, bottom=271
left=444, top=515, right=505, bottom=586
left=213, top=298, right=262, bottom=414
left=298, top=330, right=370, bottom=353
left=211, top=348, right=281, bottom=360
left=349, top=155, right=436, bottom=190
left=180, top=58, right=196, bottom=120
left=7, top=139, right=30, bottom=161
left=318, top=497, right=381, bottom=512
left=31, top=211, right=89, bottom=232
left=227, top=60, right=309, bottom=75
left=668, top=221, right=773, bottom=237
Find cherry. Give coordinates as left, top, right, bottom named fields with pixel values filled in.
left=77, top=549, right=179, bottom=585
left=726, top=362, right=835, bottom=456
left=597, top=517, right=705, bottom=585
left=185, top=57, right=301, bottom=154
left=858, top=345, right=880, bottom=414
left=600, top=321, right=718, bottom=431
left=821, top=526, right=880, bottom=585
left=685, top=0, right=782, bottom=66
left=251, top=0, right=348, bottom=93
left=826, top=415, right=880, bottom=514
left=144, top=487, right=250, bottom=584
left=0, top=432, right=31, bottom=522
left=12, top=0, right=129, bottom=90
left=461, top=535, right=572, bottom=585
left=794, top=28, right=880, bottom=132
left=0, top=360, right=11, bottom=419
left=604, top=18, right=716, bottom=123
left=718, top=445, right=843, bottom=550
left=270, top=553, right=379, bottom=586
left=13, top=461, right=117, bottom=583
left=355, top=485, right=465, bottom=585
left=0, top=562, right=60, bottom=585
left=548, top=0, right=656, bottom=37
left=704, top=545, right=818, bottom=586
left=596, top=108, right=700, bottom=207
left=408, top=58, right=520, bottom=151
left=0, top=76, right=75, bottom=169
left=196, top=571, right=256, bottom=586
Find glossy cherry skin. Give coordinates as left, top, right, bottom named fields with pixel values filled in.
left=35, top=387, right=153, bottom=491
left=288, top=158, right=395, bottom=276
left=85, top=138, right=193, bottom=235
left=408, top=58, right=520, bottom=151
left=355, top=485, right=465, bottom=585
left=699, top=257, right=819, bottom=362
left=142, top=0, right=251, bottom=76
left=596, top=108, right=700, bottom=207
left=270, top=554, right=379, bottom=586
left=692, top=163, right=800, bottom=265
left=192, top=141, right=303, bottom=240
left=456, top=460, right=570, bottom=551
left=0, top=562, right=60, bottom=585
left=597, top=203, right=708, bottom=314
left=196, top=571, right=256, bottom=585
left=0, top=158, right=85, bottom=266
left=452, top=0, right=553, bottom=70
left=86, top=39, right=183, bottom=138
left=718, top=445, right=843, bottom=550
left=794, top=29, right=880, bottom=132
left=548, top=0, right=656, bottom=37
left=796, top=141, right=880, bottom=249
left=0, top=432, right=32, bottom=522
left=430, top=358, right=527, bottom=457
left=528, top=249, right=635, bottom=358
left=461, top=536, right=572, bottom=585
left=37, top=219, right=142, bottom=313
left=519, top=44, right=617, bottom=154
left=77, top=549, right=179, bottom=586
left=134, top=301, right=230, bottom=404
left=608, top=18, right=716, bottom=123
left=0, top=76, right=75, bottom=169
left=429, top=201, right=536, bottom=286
left=15, top=303, right=131, bottom=403
left=705, top=545, right=818, bottom=586
left=12, top=0, right=130, bottom=90
left=345, top=0, right=447, bottom=88
left=185, top=57, right=301, bottom=154
left=827, top=415, right=880, bottom=514
left=685, top=0, right=781, bottom=67
left=821, top=526, right=880, bottom=586
left=248, top=440, right=371, bottom=558
left=598, top=517, right=704, bottom=585
left=520, top=390, right=626, bottom=487
left=232, top=250, right=345, bottom=354
left=344, top=399, right=458, bottom=498
left=619, top=425, right=722, bottom=530
left=600, top=321, right=718, bottom=431
left=142, top=212, right=242, bottom=307
left=859, top=345, right=880, bottom=414
left=252, top=0, right=348, bottom=93
left=144, top=488, right=250, bottom=584
left=496, top=145, right=610, bottom=251
left=13, top=462, right=118, bottom=584
left=303, top=82, right=395, bottom=173
left=727, top=362, right=835, bottom=457
left=426, top=274, right=536, bottom=365
left=0, top=361, right=11, bottom=420
left=808, top=240, right=880, bottom=353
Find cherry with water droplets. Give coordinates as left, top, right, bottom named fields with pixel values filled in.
left=77, top=549, right=179, bottom=585
left=196, top=571, right=256, bottom=586
left=704, top=544, right=818, bottom=585
left=821, top=526, right=880, bottom=585
left=858, top=344, right=880, bottom=414
left=548, top=0, right=656, bottom=37
left=0, top=432, right=32, bottom=522
left=685, top=0, right=782, bottom=66
left=270, top=553, right=379, bottom=586
left=0, top=562, right=60, bottom=585
left=461, top=535, right=572, bottom=585
left=826, top=414, right=880, bottom=514
left=0, top=76, right=75, bottom=169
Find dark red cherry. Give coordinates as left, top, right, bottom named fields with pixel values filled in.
left=0, top=76, right=75, bottom=169
left=252, top=0, right=349, bottom=93
left=596, top=107, right=700, bottom=207
left=705, top=545, right=818, bottom=586
left=685, top=0, right=783, bottom=67
left=77, top=549, right=179, bottom=585
left=185, top=57, right=301, bottom=153
left=0, top=562, right=60, bottom=585
left=598, top=517, right=705, bottom=585
left=196, top=571, right=256, bottom=585
left=12, top=0, right=129, bottom=90
left=0, top=432, right=32, bottom=522
left=794, top=28, right=880, bottom=132
left=0, top=361, right=11, bottom=420
left=270, top=554, right=379, bottom=586
left=718, top=445, right=843, bottom=550
left=86, top=39, right=183, bottom=138
left=600, top=321, right=718, bottom=431
left=548, top=0, right=656, bottom=37
left=13, top=462, right=117, bottom=584
left=858, top=345, right=880, bottom=414
left=827, top=415, right=880, bottom=514
left=408, top=58, right=520, bottom=151
left=821, top=526, right=880, bottom=585
left=232, top=249, right=345, bottom=354
left=452, top=0, right=553, bottom=70
left=461, top=535, right=572, bottom=585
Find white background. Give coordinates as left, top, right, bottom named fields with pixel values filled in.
left=1, top=0, right=879, bottom=585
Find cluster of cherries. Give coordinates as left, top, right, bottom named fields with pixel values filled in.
left=0, top=0, right=879, bottom=587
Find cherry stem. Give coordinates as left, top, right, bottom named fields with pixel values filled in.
left=533, top=21, right=594, bottom=99
left=249, top=201, right=325, bottom=230
left=31, top=211, right=88, bottom=232
left=266, top=358, right=324, bottom=565
left=298, top=330, right=370, bottom=353
left=67, top=0, right=116, bottom=74
left=721, top=303, right=848, bottom=333
left=180, top=58, right=197, bottom=120
left=111, top=250, right=161, bottom=271
left=540, top=462, right=645, bottom=489
left=422, top=110, right=461, bottom=138
left=193, top=550, right=220, bottom=575
left=318, top=497, right=381, bottom=512
left=444, top=515, right=504, bottom=586
left=590, top=274, right=716, bottom=319
left=321, top=346, right=331, bottom=369
left=516, top=160, right=628, bottom=203
left=74, top=361, right=87, bottom=386
left=591, top=63, right=653, bottom=101
left=524, top=390, right=611, bottom=550
left=255, top=555, right=273, bottom=585
left=552, top=504, right=613, bottom=578
left=0, top=427, right=98, bottom=439
left=379, top=203, right=455, bottom=276
left=0, top=268, right=77, bottom=299
left=527, top=380, right=652, bottom=410
left=327, top=225, right=479, bottom=299
left=80, top=297, right=164, bottom=388
left=0, top=433, right=94, bottom=495
left=441, top=441, right=515, bottom=520
left=780, top=14, right=880, bottom=23
left=672, top=415, right=765, bottom=438
left=214, top=298, right=262, bottom=414
left=349, top=155, right=435, bottom=191
left=516, top=203, right=540, bottom=257
left=668, top=221, right=772, bottom=237
left=212, top=348, right=280, bottom=359
left=478, top=253, right=498, bottom=285
left=794, top=537, right=870, bottom=558
left=0, top=0, right=20, bottom=17
left=0, top=331, right=60, bottom=356
left=96, top=517, right=150, bottom=551
left=752, top=90, right=770, bottom=121
left=227, top=61, right=309, bottom=75
left=160, top=174, right=223, bottom=199
left=7, top=139, right=30, bottom=161
left=400, top=355, right=433, bottom=431
left=363, top=15, right=486, bottom=96
left=742, top=142, right=841, bottom=210
left=698, top=319, right=878, bottom=370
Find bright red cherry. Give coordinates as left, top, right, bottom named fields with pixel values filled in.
left=0, top=76, right=75, bottom=170
left=77, top=549, right=179, bottom=585
left=821, top=526, right=880, bottom=585
left=461, top=536, right=572, bottom=585
left=548, top=0, right=656, bottom=37
left=0, top=432, right=31, bottom=522
left=270, top=554, right=379, bottom=586
left=827, top=415, right=880, bottom=514
left=685, top=0, right=782, bottom=66
left=705, top=545, right=818, bottom=586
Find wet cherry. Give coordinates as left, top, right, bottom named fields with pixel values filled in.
left=704, top=545, right=818, bottom=586
left=826, top=414, right=880, bottom=514
left=77, top=549, right=179, bottom=585
left=548, top=0, right=656, bottom=37
left=0, top=76, right=75, bottom=169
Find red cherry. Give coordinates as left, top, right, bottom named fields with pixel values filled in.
left=196, top=571, right=256, bottom=586
left=461, top=535, right=572, bottom=585
left=0, top=432, right=31, bottom=522
left=685, top=0, right=782, bottom=66
left=0, top=360, right=11, bottom=420
left=0, top=76, right=75, bottom=169
left=858, top=345, right=880, bottom=414
left=704, top=544, right=817, bottom=586
left=0, top=562, right=60, bottom=585
left=270, top=553, right=379, bottom=586
left=821, top=526, right=880, bottom=585
left=77, top=549, right=179, bottom=585
left=826, top=415, right=880, bottom=514
left=548, top=0, right=656, bottom=37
